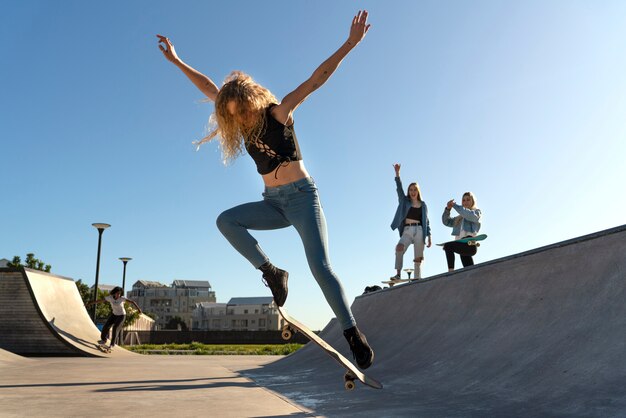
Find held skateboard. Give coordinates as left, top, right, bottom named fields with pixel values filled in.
left=436, top=233, right=488, bottom=247
left=277, top=306, right=382, bottom=391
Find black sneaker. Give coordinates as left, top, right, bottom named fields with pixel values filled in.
left=343, top=326, right=374, bottom=370
left=261, top=264, right=289, bottom=307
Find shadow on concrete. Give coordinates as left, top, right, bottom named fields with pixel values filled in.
left=0, top=376, right=239, bottom=390
left=51, top=319, right=102, bottom=352
left=94, top=380, right=258, bottom=393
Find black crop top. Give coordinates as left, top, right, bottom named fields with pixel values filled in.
left=406, top=206, right=422, bottom=224
left=245, top=104, right=303, bottom=175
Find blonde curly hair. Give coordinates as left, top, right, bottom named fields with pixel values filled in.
left=196, top=71, right=277, bottom=164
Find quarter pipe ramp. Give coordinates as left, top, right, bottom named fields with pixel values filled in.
left=0, top=268, right=134, bottom=357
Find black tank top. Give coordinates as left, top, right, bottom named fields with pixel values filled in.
left=245, top=104, right=303, bottom=175
left=406, top=206, right=422, bottom=224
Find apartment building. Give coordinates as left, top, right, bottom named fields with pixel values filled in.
left=192, top=297, right=281, bottom=331
left=128, top=279, right=216, bottom=330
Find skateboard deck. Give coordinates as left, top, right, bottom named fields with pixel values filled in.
left=436, top=233, right=488, bottom=247
left=381, top=278, right=413, bottom=286
left=383, top=268, right=418, bottom=286
left=277, top=306, right=382, bottom=390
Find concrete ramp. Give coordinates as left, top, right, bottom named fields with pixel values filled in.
left=0, top=348, right=30, bottom=366
left=245, top=224, right=626, bottom=417
left=0, top=268, right=134, bottom=357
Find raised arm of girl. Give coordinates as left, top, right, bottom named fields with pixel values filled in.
left=272, top=10, right=371, bottom=125
left=157, top=34, right=220, bottom=101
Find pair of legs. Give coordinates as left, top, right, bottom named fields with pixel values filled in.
left=216, top=177, right=374, bottom=369
left=100, top=314, right=125, bottom=347
left=393, top=225, right=425, bottom=279
left=443, top=241, right=477, bottom=271
left=215, top=177, right=356, bottom=330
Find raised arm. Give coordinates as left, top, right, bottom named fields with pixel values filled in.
left=452, top=204, right=482, bottom=222
left=442, top=202, right=456, bottom=228
left=394, top=164, right=405, bottom=202
left=84, top=299, right=105, bottom=308
left=157, top=35, right=220, bottom=102
left=126, top=299, right=142, bottom=315
left=272, top=10, right=371, bottom=125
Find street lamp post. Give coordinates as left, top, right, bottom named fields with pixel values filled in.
left=119, top=257, right=132, bottom=294
left=91, top=223, right=111, bottom=321
left=118, top=257, right=132, bottom=345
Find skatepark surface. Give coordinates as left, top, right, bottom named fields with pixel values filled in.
left=0, top=355, right=315, bottom=417
left=244, top=224, right=626, bottom=417
left=1, top=224, right=625, bottom=417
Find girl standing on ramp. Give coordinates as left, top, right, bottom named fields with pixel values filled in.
left=85, top=286, right=142, bottom=349
left=389, top=163, right=432, bottom=280
left=441, top=192, right=482, bottom=271
left=157, top=10, right=374, bottom=369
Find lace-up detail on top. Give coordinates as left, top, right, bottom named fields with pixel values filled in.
left=245, top=104, right=302, bottom=176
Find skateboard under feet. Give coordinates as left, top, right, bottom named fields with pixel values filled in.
left=278, top=306, right=382, bottom=391
left=381, top=278, right=414, bottom=286
left=97, top=343, right=112, bottom=353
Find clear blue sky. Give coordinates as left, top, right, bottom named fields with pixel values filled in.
left=2, top=1, right=625, bottom=330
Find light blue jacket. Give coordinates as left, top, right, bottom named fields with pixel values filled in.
left=442, top=204, right=482, bottom=236
left=390, top=176, right=431, bottom=240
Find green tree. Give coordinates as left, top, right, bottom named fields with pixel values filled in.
left=75, top=279, right=91, bottom=304
left=165, top=316, right=188, bottom=331
left=9, top=253, right=51, bottom=272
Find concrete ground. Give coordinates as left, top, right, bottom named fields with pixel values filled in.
left=0, top=355, right=316, bottom=418
left=2, top=226, right=625, bottom=417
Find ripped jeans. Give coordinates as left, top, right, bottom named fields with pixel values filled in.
left=395, top=224, right=425, bottom=279
left=216, top=177, right=356, bottom=330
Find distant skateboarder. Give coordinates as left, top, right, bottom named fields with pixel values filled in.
left=389, top=163, right=432, bottom=280
left=85, top=286, right=142, bottom=349
left=441, top=192, right=482, bottom=271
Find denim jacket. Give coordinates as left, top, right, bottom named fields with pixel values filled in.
left=442, top=204, right=482, bottom=236
left=390, top=176, right=431, bottom=240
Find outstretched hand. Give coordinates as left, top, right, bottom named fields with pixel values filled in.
left=393, top=163, right=401, bottom=176
left=157, top=34, right=180, bottom=63
left=347, top=10, right=371, bottom=46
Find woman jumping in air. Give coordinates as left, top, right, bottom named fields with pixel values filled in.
left=157, top=11, right=374, bottom=369
left=389, top=163, right=432, bottom=280
left=441, top=192, right=482, bottom=271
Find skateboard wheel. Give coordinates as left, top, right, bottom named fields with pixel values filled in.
left=281, top=325, right=293, bottom=340
left=344, top=373, right=357, bottom=391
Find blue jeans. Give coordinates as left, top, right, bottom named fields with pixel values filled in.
left=216, top=177, right=356, bottom=329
